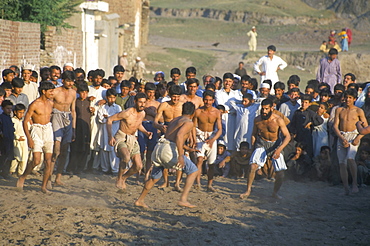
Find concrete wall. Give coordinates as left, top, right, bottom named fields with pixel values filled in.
left=0, top=19, right=40, bottom=72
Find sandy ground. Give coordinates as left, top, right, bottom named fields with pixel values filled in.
left=1, top=172, right=370, bottom=245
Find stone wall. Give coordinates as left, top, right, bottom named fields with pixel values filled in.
left=41, top=26, right=83, bottom=69
left=0, top=19, right=40, bottom=72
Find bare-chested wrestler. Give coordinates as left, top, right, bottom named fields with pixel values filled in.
left=16, top=82, right=55, bottom=193
left=138, top=83, right=160, bottom=181
left=193, top=90, right=222, bottom=191
left=50, top=71, right=76, bottom=185
left=153, top=85, right=183, bottom=191
left=107, top=93, right=153, bottom=191
left=180, top=78, right=204, bottom=108
left=240, top=98, right=291, bottom=199
left=135, top=102, right=198, bottom=208
left=333, top=89, right=367, bottom=195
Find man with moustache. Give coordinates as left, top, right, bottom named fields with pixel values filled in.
left=107, top=93, right=152, bottom=191
left=240, top=98, right=290, bottom=199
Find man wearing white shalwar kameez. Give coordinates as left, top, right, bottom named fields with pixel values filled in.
left=95, top=97, right=121, bottom=173
left=215, top=73, right=239, bottom=150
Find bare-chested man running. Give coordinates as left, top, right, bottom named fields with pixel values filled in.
left=193, top=90, right=222, bottom=191
left=135, top=102, right=198, bottom=208
left=50, top=71, right=76, bottom=185
left=240, top=98, right=290, bottom=199
left=107, top=93, right=152, bottom=191
left=180, top=78, right=204, bottom=108
left=153, top=85, right=183, bottom=191
left=138, top=82, right=160, bottom=180
left=333, top=89, right=367, bottom=195
left=17, top=82, right=55, bottom=193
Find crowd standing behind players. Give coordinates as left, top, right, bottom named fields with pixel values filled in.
left=0, top=46, right=369, bottom=199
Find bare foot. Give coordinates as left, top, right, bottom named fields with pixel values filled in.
left=134, top=200, right=149, bottom=209
left=116, top=179, right=127, bottom=192
left=116, top=178, right=124, bottom=189
left=351, top=186, right=359, bottom=193
left=272, top=192, right=283, bottom=199
left=54, top=180, right=65, bottom=186
left=47, top=180, right=52, bottom=190
left=240, top=191, right=251, bottom=199
left=16, top=177, right=25, bottom=190
left=158, top=183, right=169, bottom=189
left=256, top=169, right=263, bottom=175
left=193, top=184, right=201, bottom=190
left=41, top=187, right=50, bottom=193
left=207, top=186, right=217, bottom=192
left=174, top=185, right=183, bottom=193
left=178, top=201, right=197, bottom=208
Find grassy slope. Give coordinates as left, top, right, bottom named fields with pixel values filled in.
left=151, top=0, right=334, bottom=18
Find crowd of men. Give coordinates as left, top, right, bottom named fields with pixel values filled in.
left=0, top=45, right=370, bottom=208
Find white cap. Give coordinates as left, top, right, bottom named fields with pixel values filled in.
left=260, top=83, right=270, bottom=89
left=136, top=57, right=141, bottom=61
left=123, top=52, right=128, bottom=56
left=64, top=62, right=74, bottom=68
left=22, top=64, right=34, bottom=71
left=217, top=140, right=226, bottom=147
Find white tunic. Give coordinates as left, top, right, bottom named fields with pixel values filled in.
left=313, top=116, right=329, bottom=157
left=88, top=85, right=107, bottom=150
left=253, top=55, right=287, bottom=86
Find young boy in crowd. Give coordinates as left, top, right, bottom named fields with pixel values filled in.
left=101, top=79, right=112, bottom=89
left=312, top=102, right=330, bottom=157
left=286, top=142, right=312, bottom=180
left=313, top=146, right=332, bottom=182
left=67, top=83, right=93, bottom=174
left=290, top=94, right=324, bottom=158
left=10, top=104, right=28, bottom=177
left=1, top=82, right=13, bottom=99
left=8, top=78, right=29, bottom=109
left=95, top=88, right=121, bottom=174
left=30, top=71, right=38, bottom=83
left=214, top=141, right=231, bottom=178
left=231, top=141, right=252, bottom=178
left=0, top=100, right=15, bottom=179
left=357, top=147, right=370, bottom=186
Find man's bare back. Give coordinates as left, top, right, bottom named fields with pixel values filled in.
left=143, top=99, right=160, bottom=122
left=165, top=116, right=193, bottom=143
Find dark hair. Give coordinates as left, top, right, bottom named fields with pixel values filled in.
left=203, top=90, right=215, bottom=99
left=360, top=147, right=370, bottom=155
left=239, top=141, right=250, bottom=149
left=49, top=65, right=61, bottom=72
left=307, top=79, right=320, bottom=88
left=12, top=78, right=25, bottom=88
left=216, top=105, right=226, bottom=111
left=0, top=88, right=5, bottom=97
left=306, top=83, right=318, bottom=93
left=166, top=81, right=175, bottom=90
left=14, top=103, right=26, bottom=112
left=185, top=67, right=196, bottom=75
left=128, top=76, right=138, bottom=84
left=215, top=77, right=222, bottom=90
left=114, top=65, right=125, bottom=73
left=77, top=82, right=89, bottom=92
left=334, top=84, right=345, bottom=92
left=318, top=102, right=329, bottom=110
left=267, top=45, right=276, bottom=51
left=223, top=72, right=234, bottom=80
left=205, top=83, right=216, bottom=91
left=87, top=70, right=95, bottom=78
left=344, top=88, right=358, bottom=99
left=288, top=88, right=300, bottom=94
left=241, top=74, right=251, bottom=82
left=38, top=81, right=55, bottom=95
left=261, top=98, right=273, bottom=107
left=319, top=88, right=331, bottom=97
left=74, top=68, right=86, bottom=77
left=319, top=82, right=330, bottom=91
left=250, top=78, right=258, bottom=91
left=9, top=65, right=20, bottom=75
left=145, top=82, right=156, bottom=91
left=106, top=88, right=117, bottom=97
left=296, top=142, right=307, bottom=151
left=320, top=146, right=331, bottom=152
left=40, top=67, right=50, bottom=75
left=347, top=83, right=359, bottom=92
left=101, top=79, right=111, bottom=86
left=0, top=82, right=12, bottom=90
left=61, top=70, right=76, bottom=81
left=134, top=92, right=147, bottom=101
left=203, top=75, right=215, bottom=84
left=344, top=73, right=356, bottom=82
left=328, top=48, right=338, bottom=55
left=274, top=81, right=285, bottom=90
left=120, top=80, right=131, bottom=89
left=243, top=92, right=253, bottom=101
left=94, top=69, right=105, bottom=78
left=301, top=94, right=312, bottom=102
left=169, top=85, right=182, bottom=96
left=287, top=75, right=300, bottom=86
left=1, top=100, right=13, bottom=108
left=31, top=70, right=38, bottom=79
left=170, top=67, right=181, bottom=76
left=186, top=78, right=199, bottom=87
left=182, top=101, right=195, bottom=115
left=2, top=69, right=15, bottom=78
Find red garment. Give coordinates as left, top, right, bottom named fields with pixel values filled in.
left=346, top=28, right=352, bottom=46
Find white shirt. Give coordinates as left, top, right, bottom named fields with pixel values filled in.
left=88, top=85, right=107, bottom=107
left=215, top=88, right=238, bottom=111
left=23, top=82, right=38, bottom=103
left=254, top=55, right=287, bottom=84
